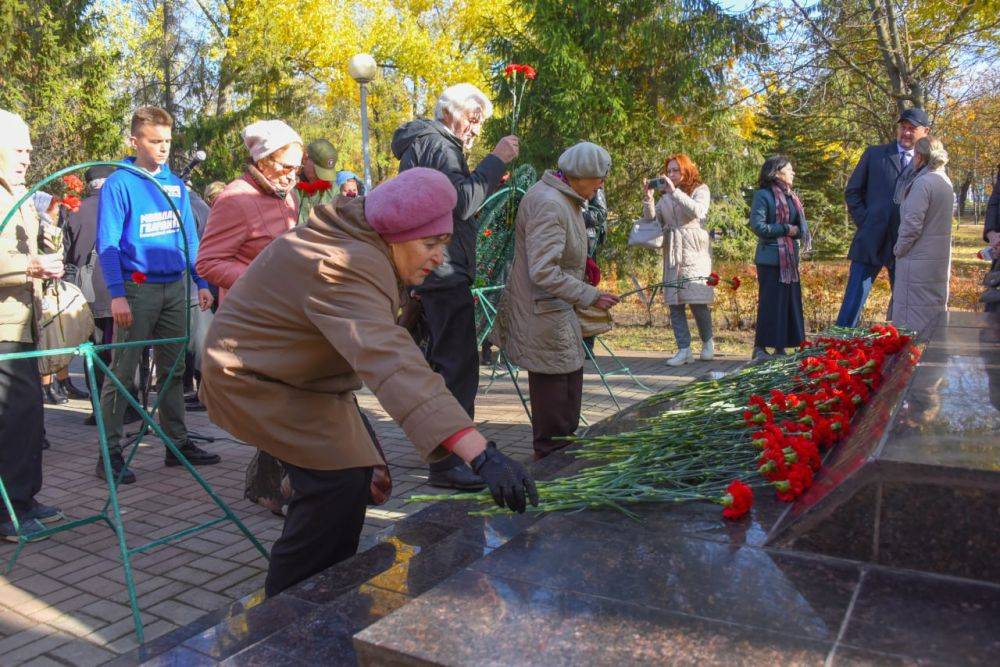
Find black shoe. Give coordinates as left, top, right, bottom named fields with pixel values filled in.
left=59, top=377, right=90, bottom=400
left=185, top=399, right=207, bottom=412
left=96, top=453, right=137, bottom=484
left=1, top=518, right=48, bottom=543
left=428, top=464, right=487, bottom=491
left=165, top=441, right=221, bottom=467
left=23, top=501, right=63, bottom=524
left=84, top=413, right=96, bottom=425
left=43, top=385, right=68, bottom=405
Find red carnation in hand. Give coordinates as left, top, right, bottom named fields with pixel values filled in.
left=60, top=194, right=82, bottom=212
left=131, top=271, right=147, bottom=284
left=721, top=480, right=753, bottom=519
left=729, top=276, right=742, bottom=291
left=706, top=272, right=720, bottom=286
left=296, top=181, right=316, bottom=195
left=62, top=174, right=85, bottom=194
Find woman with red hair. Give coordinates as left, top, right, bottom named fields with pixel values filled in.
left=642, top=153, right=714, bottom=366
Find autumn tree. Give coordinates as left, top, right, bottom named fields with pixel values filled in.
left=490, top=0, right=765, bottom=268
left=0, top=1, right=126, bottom=179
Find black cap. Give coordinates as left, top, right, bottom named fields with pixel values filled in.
left=897, top=108, right=931, bottom=128
left=84, top=165, right=116, bottom=182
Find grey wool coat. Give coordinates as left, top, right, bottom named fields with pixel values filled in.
left=890, top=166, right=954, bottom=335
left=643, top=183, right=714, bottom=305
left=491, top=171, right=600, bottom=374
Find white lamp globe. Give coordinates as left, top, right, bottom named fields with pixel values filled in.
left=348, top=54, right=378, bottom=84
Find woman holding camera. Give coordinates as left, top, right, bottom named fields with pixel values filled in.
left=642, top=154, right=714, bottom=366
left=749, top=155, right=809, bottom=360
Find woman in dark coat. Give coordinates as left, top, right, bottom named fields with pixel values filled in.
left=748, top=155, right=810, bottom=360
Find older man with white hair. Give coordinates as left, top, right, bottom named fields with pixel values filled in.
left=391, top=83, right=519, bottom=490
left=0, top=109, right=65, bottom=541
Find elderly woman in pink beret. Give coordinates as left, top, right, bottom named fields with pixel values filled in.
left=196, top=120, right=303, bottom=304
left=200, top=167, right=537, bottom=596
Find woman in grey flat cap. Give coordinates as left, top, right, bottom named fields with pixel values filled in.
left=493, top=142, right=620, bottom=459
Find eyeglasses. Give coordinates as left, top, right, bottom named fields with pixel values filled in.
left=265, top=157, right=301, bottom=175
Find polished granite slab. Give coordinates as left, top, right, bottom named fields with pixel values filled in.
left=123, top=314, right=1000, bottom=665
left=768, top=312, right=1000, bottom=582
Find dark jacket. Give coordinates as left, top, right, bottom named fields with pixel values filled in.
left=984, top=169, right=1000, bottom=243
left=391, top=119, right=506, bottom=289
left=844, top=142, right=910, bottom=267
left=64, top=192, right=112, bottom=318
left=749, top=188, right=804, bottom=267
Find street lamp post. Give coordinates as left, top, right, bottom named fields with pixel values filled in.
left=348, top=54, right=378, bottom=192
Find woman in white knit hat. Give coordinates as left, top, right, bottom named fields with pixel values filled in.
left=196, top=119, right=303, bottom=305
left=492, top=142, right=620, bottom=459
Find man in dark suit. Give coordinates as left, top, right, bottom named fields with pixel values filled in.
left=836, top=108, right=931, bottom=327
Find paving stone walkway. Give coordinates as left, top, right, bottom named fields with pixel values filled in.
left=0, top=346, right=744, bottom=666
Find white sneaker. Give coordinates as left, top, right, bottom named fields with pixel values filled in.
left=666, top=348, right=693, bottom=366
left=700, top=339, right=715, bottom=361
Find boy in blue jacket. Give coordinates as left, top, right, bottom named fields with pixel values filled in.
left=96, top=106, right=218, bottom=483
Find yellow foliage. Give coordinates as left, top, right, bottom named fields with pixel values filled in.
left=222, top=0, right=528, bottom=179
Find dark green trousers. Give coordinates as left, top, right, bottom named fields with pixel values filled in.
left=98, top=279, right=188, bottom=455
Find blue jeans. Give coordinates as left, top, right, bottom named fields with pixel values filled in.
left=836, top=261, right=884, bottom=327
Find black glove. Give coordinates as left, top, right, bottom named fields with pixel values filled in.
left=469, top=443, right=539, bottom=514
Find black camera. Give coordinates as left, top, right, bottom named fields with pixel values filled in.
left=647, top=177, right=666, bottom=190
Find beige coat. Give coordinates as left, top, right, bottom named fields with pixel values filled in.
left=0, top=177, right=42, bottom=343
left=199, top=196, right=474, bottom=471
left=492, top=171, right=600, bottom=375
left=643, top=183, right=714, bottom=305
left=890, top=166, right=954, bottom=335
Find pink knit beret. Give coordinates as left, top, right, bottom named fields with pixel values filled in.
left=365, top=167, right=457, bottom=243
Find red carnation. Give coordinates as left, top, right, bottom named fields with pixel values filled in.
left=62, top=174, right=85, bottom=194
left=721, top=480, right=753, bottom=519
left=484, top=229, right=493, bottom=237
left=61, top=194, right=81, bottom=212
left=313, top=179, right=332, bottom=192
left=729, top=276, right=742, bottom=291
left=296, top=181, right=316, bottom=195
left=131, top=271, right=147, bottom=284
left=706, top=272, right=720, bottom=286
left=520, top=65, right=537, bottom=80
left=504, top=64, right=517, bottom=78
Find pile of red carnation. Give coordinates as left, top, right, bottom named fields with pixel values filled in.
left=721, top=325, right=910, bottom=519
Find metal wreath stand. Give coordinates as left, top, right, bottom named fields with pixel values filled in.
left=0, top=161, right=268, bottom=643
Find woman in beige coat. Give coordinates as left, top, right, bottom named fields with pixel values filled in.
left=891, top=137, right=955, bottom=335
left=642, top=153, right=714, bottom=365
left=492, top=142, right=619, bottom=459
left=200, top=168, right=537, bottom=596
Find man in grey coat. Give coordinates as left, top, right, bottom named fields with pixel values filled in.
left=836, top=108, right=930, bottom=327
left=391, top=83, right=519, bottom=489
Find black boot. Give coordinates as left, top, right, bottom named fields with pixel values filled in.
left=43, top=384, right=68, bottom=405
left=165, top=440, right=221, bottom=467
left=59, top=377, right=90, bottom=400
left=96, top=452, right=136, bottom=484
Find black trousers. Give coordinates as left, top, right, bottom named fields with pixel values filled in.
left=0, top=342, right=44, bottom=523
left=528, top=368, right=583, bottom=459
left=264, top=462, right=373, bottom=597
left=417, top=283, right=479, bottom=472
